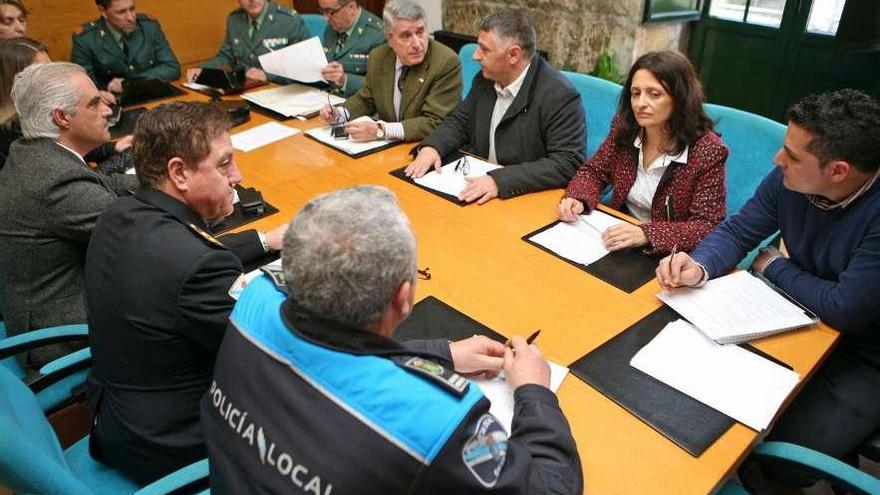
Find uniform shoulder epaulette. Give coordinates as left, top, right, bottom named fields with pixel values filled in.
left=275, top=5, right=296, bottom=17
left=390, top=355, right=469, bottom=397
left=73, top=20, right=99, bottom=37
left=363, top=13, right=383, bottom=30
left=136, top=13, right=159, bottom=23
left=187, top=223, right=226, bottom=249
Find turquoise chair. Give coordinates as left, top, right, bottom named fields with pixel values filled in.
left=301, top=14, right=328, bottom=43
left=562, top=71, right=623, bottom=159
left=727, top=441, right=880, bottom=495
left=458, top=43, right=480, bottom=99
left=704, top=103, right=786, bottom=268
left=0, top=364, right=209, bottom=494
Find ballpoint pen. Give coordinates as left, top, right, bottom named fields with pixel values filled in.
left=505, top=329, right=541, bottom=349
left=667, top=244, right=679, bottom=287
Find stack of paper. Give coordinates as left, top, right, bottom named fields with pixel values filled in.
left=474, top=361, right=569, bottom=434
left=258, top=36, right=327, bottom=83
left=231, top=122, right=300, bottom=152
left=242, top=83, right=344, bottom=118
left=528, top=210, right=626, bottom=266
left=630, top=319, right=800, bottom=431
left=411, top=156, right=502, bottom=197
left=657, top=270, right=817, bottom=344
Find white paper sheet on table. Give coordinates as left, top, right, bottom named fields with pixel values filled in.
left=304, top=116, right=393, bottom=155
left=630, top=319, right=800, bottom=431
left=528, top=210, right=626, bottom=266
left=231, top=122, right=300, bottom=152
left=474, top=360, right=569, bottom=434
left=258, top=36, right=327, bottom=83
left=242, top=83, right=344, bottom=118
left=657, top=270, right=817, bottom=345
left=412, top=156, right=502, bottom=197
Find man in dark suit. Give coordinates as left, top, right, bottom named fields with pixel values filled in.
left=405, top=10, right=586, bottom=205
left=0, top=62, right=138, bottom=367
left=71, top=0, right=180, bottom=98
left=84, top=102, right=287, bottom=484
left=318, top=0, right=461, bottom=142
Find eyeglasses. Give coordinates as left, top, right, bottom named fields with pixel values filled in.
left=453, top=156, right=470, bottom=176
left=417, top=267, right=431, bottom=280
left=320, top=0, right=350, bottom=17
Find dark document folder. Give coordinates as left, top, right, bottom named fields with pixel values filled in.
left=393, top=296, right=506, bottom=344
left=208, top=185, right=279, bottom=235
left=389, top=151, right=469, bottom=206
left=523, top=220, right=659, bottom=293
left=568, top=306, right=735, bottom=456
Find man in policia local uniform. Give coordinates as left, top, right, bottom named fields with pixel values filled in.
left=317, top=0, right=385, bottom=97
left=71, top=0, right=180, bottom=95
left=188, top=0, right=309, bottom=85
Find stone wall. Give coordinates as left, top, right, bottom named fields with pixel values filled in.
left=442, top=0, right=690, bottom=79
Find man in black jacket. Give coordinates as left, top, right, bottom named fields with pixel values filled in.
left=84, top=102, right=287, bottom=484
left=405, top=9, right=585, bottom=204
left=201, top=185, right=583, bottom=494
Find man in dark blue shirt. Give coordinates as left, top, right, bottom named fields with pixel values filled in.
left=657, top=89, right=880, bottom=491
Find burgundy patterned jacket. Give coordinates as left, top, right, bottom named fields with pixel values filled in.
left=564, top=120, right=729, bottom=255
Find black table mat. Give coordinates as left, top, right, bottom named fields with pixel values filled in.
left=568, top=305, right=735, bottom=457
left=109, top=107, right=147, bottom=139
left=121, top=83, right=185, bottom=107
left=207, top=186, right=279, bottom=235
left=523, top=220, right=659, bottom=293
left=393, top=296, right=505, bottom=344
left=388, top=151, right=469, bottom=206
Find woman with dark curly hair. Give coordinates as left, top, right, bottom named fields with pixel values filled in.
left=558, top=50, right=729, bottom=255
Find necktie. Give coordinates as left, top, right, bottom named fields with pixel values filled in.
left=121, top=36, right=129, bottom=59
left=397, top=65, right=409, bottom=92
left=335, top=32, right=348, bottom=55
left=250, top=19, right=258, bottom=40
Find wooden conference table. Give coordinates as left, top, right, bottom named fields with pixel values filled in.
left=149, top=88, right=839, bottom=494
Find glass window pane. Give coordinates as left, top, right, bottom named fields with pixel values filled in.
left=806, top=0, right=846, bottom=35
left=709, top=0, right=747, bottom=22
left=746, top=0, right=785, bottom=27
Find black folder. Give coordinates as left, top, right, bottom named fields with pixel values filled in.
left=305, top=132, right=398, bottom=159
left=568, top=306, right=735, bottom=457
left=109, top=107, right=147, bottom=139
left=393, top=296, right=506, bottom=344
left=388, top=151, right=470, bottom=206
left=120, top=79, right=185, bottom=107
left=208, top=185, right=279, bottom=235
left=523, top=220, right=660, bottom=293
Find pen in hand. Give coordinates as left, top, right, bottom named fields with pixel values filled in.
left=505, top=329, right=541, bottom=350
left=667, top=245, right=679, bottom=288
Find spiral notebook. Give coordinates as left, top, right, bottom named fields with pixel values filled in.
left=657, top=270, right=819, bottom=345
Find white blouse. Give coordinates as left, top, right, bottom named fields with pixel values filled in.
left=625, top=135, right=689, bottom=223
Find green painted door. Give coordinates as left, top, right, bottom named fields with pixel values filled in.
left=689, top=0, right=880, bottom=122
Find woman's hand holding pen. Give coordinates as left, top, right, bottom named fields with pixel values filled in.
left=557, top=197, right=585, bottom=223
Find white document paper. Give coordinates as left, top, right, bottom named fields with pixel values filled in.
left=474, top=361, right=569, bottom=434
left=630, top=319, right=800, bottom=431
left=304, top=116, right=393, bottom=156
left=528, top=210, right=626, bottom=266
left=657, top=270, right=816, bottom=344
left=231, top=122, right=300, bottom=152
left=242, top=83, right=344, bottom=118
left=258, top=36, right=327, bottom=83
left=412, top=156, right=502, bottom=197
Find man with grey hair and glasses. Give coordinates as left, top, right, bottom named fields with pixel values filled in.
left=0, top=62, right=138, bottom=367
left=318, top=0, right=461, bottom=143
left=406, top=10, right=585, bottom=205
left=201, top=185, right=583, bottom=494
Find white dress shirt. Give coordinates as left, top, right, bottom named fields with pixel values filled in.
left=625, top=135, right=688, bottom=223
left=488, top=63, right=530, bottom=164
left=380, top=58, right=407, bottom=141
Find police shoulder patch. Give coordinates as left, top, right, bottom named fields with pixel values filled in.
left=391, top=355, right=469, bottom=397
left=462, top=414, right=508, bottom=488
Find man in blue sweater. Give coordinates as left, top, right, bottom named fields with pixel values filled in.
left=657, top=89, right=880, bottom=490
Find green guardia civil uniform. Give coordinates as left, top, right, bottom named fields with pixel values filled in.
left=322, top=8, right=385, bottom=97
left=71, top=14, right=181, bottom=90
left=202, top=1, right=309, bottom=84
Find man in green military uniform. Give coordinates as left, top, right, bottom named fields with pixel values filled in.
left=318, top=0, right=385, bottom=97
left=71, top=0, right=180, bottom=97
left=187, top=0, right=308, bottom=85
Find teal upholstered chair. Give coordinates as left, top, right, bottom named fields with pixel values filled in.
left=727, top=441, right=880, bottom=495
left=0, top=364, right=209, bottom=494
left=301, top=14, right=328, bottom=43
left=704, top=103, right=786, bottom=268
left=458, top=43, right=479, bottom=99
left=562, top=71, right=623, bottom=159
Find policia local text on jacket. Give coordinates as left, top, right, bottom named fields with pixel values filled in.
left=201, top=275, right=584, bottom=494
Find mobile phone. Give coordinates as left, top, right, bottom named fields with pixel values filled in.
left=331, top=125, right=349, bottom=140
